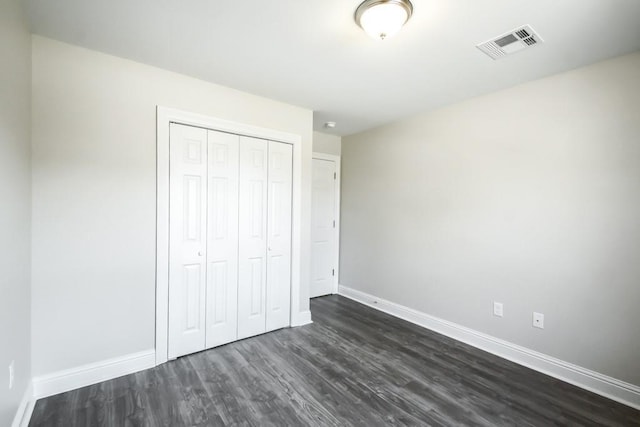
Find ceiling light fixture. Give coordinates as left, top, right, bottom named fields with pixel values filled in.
left=355, top=0, right=413, bottom=41
left=324, top=121, right=337, bottom=129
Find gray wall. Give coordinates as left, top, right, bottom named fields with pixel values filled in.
left=31, top=36, right=313, bottom=377
left=313, top=131, right=342, bottom=156
left=341, top=52, right=640, bottom=386
left=0, top=0, right=32, bottom=423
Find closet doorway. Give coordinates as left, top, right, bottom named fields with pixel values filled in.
left=155, top=107, right=304, bottom=365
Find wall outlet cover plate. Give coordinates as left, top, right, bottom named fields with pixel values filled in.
left=493, top=302, right=504, bottom=317
left=533, top=312, right=544, bottom=329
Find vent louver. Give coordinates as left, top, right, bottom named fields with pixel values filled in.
left=477, top=25, right=543, bottom=60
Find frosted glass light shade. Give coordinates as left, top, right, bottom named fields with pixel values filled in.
left=355, top=0, right=413, bottom=41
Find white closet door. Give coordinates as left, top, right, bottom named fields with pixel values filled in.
left=205, top=130, right=239, bottom=348
left=238, top=136, right=268, bottom=340
left=310, top=158, right=337, bottom=298
left=168, top=123, right=208, bottom=359
left=266, top=141, right=293, bottom=331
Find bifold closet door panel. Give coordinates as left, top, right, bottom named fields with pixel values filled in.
left=238, top=136, right=269, bottom=340
left=168, top=123, right=208, bottom=359
left=266, top=141, right=293, bottom=331
left=205, top=130, right=240, bottom=349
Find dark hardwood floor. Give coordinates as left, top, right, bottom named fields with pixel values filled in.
left=30, top=295, right=640, bottom=426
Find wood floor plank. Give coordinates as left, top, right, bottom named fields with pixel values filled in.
left=30, top=295, right=640, bottom=426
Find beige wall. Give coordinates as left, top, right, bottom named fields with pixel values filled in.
left=341, top=52, right=640, bottom=386
left=313, top=131, right=342, bottom=156
left=31, top=36, right=313, bottom=377
left=0, top=0, right=31, bottom=424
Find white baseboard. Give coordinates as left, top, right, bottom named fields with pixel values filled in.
left=338, top=285, right=640, bottom=410
left=11, top=381, right=35, bottom=427
left=32, top=349, right=156, bottom=399
left=292, top=310, right=313, bottom=327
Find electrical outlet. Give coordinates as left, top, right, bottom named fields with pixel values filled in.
left=493, top=302, right=504, bottom=317
left=8, top=361, right=14, bottom=390
left=533, top=312, right=544, bottom=329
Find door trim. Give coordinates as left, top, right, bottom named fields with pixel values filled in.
left=156, top=106, right=304, bottom=366
left=312, top=152, right=341, bottom=295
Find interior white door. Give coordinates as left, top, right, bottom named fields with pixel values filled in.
left=205, top=130, right=239, bottom=348
left=168, top=123, right=208, bottom=358
left=237, top=136, right=269, bottom=340
left=310, top=158, right=337, bottom=298
left=266, top=141, right=293, bottom=331
left=168, top=125, right=294, bottom=357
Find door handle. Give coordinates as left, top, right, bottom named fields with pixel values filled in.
left=198, top=251, right=203, bottom=257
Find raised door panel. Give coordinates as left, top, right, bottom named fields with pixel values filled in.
left=238, top=136, right=268, bottom=339
left=205, top=130, right=239, bottom=349
left=310, top=158, right=336, bottom=298
left=266, top=141, right=293, bottom=331
left=168, top=123, right=208, bottom=358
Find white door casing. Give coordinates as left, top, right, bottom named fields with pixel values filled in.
left=205, top=130, right=240, bottom=348
left=310, top=154, right=340, bottom=298
left=266, top=141, right=293, bottom=331
left=168, top=123, right=208, bottom=358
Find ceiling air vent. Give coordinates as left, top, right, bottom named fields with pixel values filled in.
left=477, top=25, right=544, bottom=60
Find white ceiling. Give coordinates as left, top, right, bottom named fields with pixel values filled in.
left=26, top=0, right=640, bottom=136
